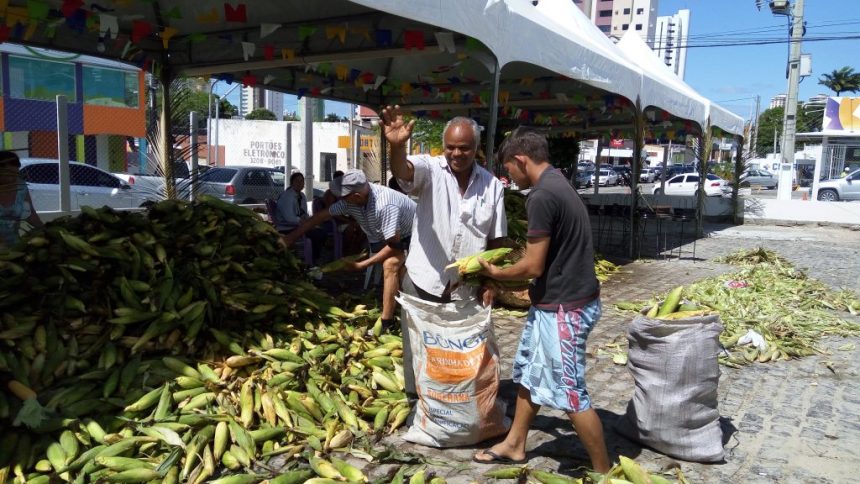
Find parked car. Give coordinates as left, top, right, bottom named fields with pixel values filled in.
left=592, top=168, right=619, bottom=186
left=176, top=166, right=325, bottom=204
left=653, top=173, right=726, bottom=197
left=639, top=167, right=657, bottom=183
left=740, top=169, right=777, bottom=189
left=663, top=165, right=696, bottom=179
left=574, top=170, right=593, bottom=189
left=816, top=169, right=860, bottom=201
left=19, top=159, right=143, bottom=212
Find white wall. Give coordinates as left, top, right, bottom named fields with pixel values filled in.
left=211, top=119, right=350, bottom=181
left=744, top=198, right=860, bottom=225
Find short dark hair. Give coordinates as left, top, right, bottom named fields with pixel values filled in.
left=333, top=170, right=344, bottom=179
left=0, top=151, right=21, bottom=167
left=289, top=172, right=304, bottom=183
left=497, top=127, right=549, bottom=164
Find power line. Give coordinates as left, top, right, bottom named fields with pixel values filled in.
left=648, top=34, right=860, bottom=49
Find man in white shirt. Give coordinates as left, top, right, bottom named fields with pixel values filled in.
left=381, top=105, right=507, bottom=395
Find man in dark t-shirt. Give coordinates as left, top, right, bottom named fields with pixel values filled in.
left=473, top=128, right=609, bottom=473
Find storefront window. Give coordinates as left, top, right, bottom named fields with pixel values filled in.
left=83, top=66, right=139, bottom=108
left=8, top=56, right=76, bottom=101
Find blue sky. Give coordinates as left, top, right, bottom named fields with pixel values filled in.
left=660, top=0, right=860, bottom=118
left=219, top=0, right=859, bottom=121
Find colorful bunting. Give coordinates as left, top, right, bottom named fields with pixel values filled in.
left=241, top=72, right=257, bottom=87
left=188, top=32, right=206, bottom=43
left=335, top=64, right=349, bottom=81
left=0, top=25, right=8, bottom=43
left=196, top=8, right=219, bottom=24
left=260, top=23, right=280, bottom=38
left=61, top=0, right=83, bottom=18
left=373, top=75, right=386, bottom=90
left=435, top=32, right=455, bottom=53
left=224, top=3, right=247, bottom=23
left=241, top=41, right=255, bottom=61
left=216, top=73, right=235, bottom=84
left=375, top=29, right=392, bottom=47
left=281, top=48, right=295, bottom=60
left=131, top=19, right=151, bottom=43
left=27, top=0, right=49, bottom=21
left=164, top=6, right=182, bottom=19
left=317, top=62, right=332, bottom=77
left=464, top=38, right=481, bottom=51
left=296, top=88, right=307, bottom=99
left=404, top=30, right=425, bottom=50
left=160, top=26, right=178, bottom=49
left=298, top=25, right=317, bottom=41
left=350, top=26, right=371, bottom=42
left=263, top=43, right=274, bottom=60
left=381, top=84, right=395, bottom=96
left=263, top=74, right=275, bottom=85
left=99, top=13, right=118, bottom=39
left=325, top=24, right=347, bottom=44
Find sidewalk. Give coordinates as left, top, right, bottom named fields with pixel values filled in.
left=381, top=223, right=860, bottom=483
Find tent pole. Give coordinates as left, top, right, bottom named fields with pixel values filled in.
left=486, top=60, right=501, bottom=172
left=732, top=135, right=744, bottom=224
left=630, top=100, right=643, bottom=259
left=696, top=124, right=713, bottom=238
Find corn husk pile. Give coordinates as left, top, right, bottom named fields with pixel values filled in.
left=504, top=190, right=527, bottom=244
left=0, top=199, right=442, bottom=483
left=483, top=455, right=688, bottom=483
left=594, top=255, right=619, bottom=283
left=616, top=248, right=860, bottom=366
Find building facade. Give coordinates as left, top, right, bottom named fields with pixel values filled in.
left=0, top=43, right=145, bottom=172
left=770, top=94, right=787, bottom=109
left=609, top=0, right=659, bottom=41
left=653, top=9, right=690, bottom=79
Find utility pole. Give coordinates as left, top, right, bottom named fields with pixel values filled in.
left=777, top=0, right=805, bottom=200
left=752, top=95, right=761, bottom=156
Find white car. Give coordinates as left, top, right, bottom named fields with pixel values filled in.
left=591, top=168, right=619, bottom=186
left=639, top=167, right=657, bottom=183
left=19, top=159, right=145, bottom=212
left=652, top=173, right=726, bottom=197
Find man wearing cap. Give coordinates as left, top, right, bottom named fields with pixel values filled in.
left=283, top=169, right=417, bottom=327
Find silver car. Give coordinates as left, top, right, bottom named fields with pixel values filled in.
left=19, top=159, right=142, bottom=211
left=740, top=169, right=777, bottom=189
left=176, top=166, right=285, bottom=203
left=817, top=169, right=860, bottom=201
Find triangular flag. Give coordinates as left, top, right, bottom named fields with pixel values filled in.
left=499, top=91, right=510, bottom=106
left=224, top=3, right=247, bottom=23
left=350, top=26, right=371, bottom=42
left=373, top=76, right=386, bottom=90
left=263, top=74, right=275, bottom=85
left=335, top=65, right=348, bottom=81
left=61, top=0, right=83, bottom=18
left=0, top=25, right=10, bottom=43
left=241, top=72, right=257, bottom=87
left=298, top=25, right=317, bottom=41
left=465, top=38, right=481, bottom=51
left=160, top=26, right=178, bottom=49
left=296, top=88, right=307, bottom=99
left=263, top=44, right=274, bottom=60
left=260, top=23, right=280, bottom=38
left=325, top=25, right=347, bottom=44
left=281, top=48, right=295, bottom=60
left=188, top=32, right=206, bottom=43
left=164, top=6, right=182, bottom=19
left=99, top=13, right=118, bottom=39
left=362, top=84, right=373, bottom=93
left=556, top=93, right=569, bottom=103
left=196, top=8, right=219, bottom=24
left=434, top=32, right=455, bottom=53
left=381, top=84, right=394, bottom=96
left=374, top=29, right=392, bottom=47
left=131, top=20, right=152, bottom=44
left=27, top=0, right=49, bottom=21
left=404, top=30, right=425, bottom=50
left=241, top=41, right=255, bottom=61
left=317, top=62, right=332, bottom=77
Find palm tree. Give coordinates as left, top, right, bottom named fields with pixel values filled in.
left=818, top=66, right=860, bottom=96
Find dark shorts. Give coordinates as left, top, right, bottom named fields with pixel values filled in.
left=369, top=236, right=411, bottom=254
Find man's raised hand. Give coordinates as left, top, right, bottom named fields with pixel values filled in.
left=380, top=105, right=415, bottom=146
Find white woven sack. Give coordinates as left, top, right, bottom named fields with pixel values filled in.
left=616, top=313, right=725, bottom=462
left=397, top=292, right=509, bottom=447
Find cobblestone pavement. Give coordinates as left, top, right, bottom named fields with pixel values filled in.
left=372, top=223, right=860, bottom=483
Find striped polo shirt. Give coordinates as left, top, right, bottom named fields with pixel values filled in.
left=398, top=155, right=507, bottom=298
left=328, top=183, right=416, bottom=243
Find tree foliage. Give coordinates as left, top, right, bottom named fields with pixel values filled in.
left=324, top=112, right=347, bottom=122
left=411, top=119, right=445, bottom=152
left=245, top=108, right=277, bottom=121
left=753, top=106, right=814, bottom=157
left=818, top=66, right=860, bottom=96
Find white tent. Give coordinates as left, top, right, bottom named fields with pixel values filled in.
left=532, top=0, right=709, bottom=127
left=616, top=31, right=745, bottom=136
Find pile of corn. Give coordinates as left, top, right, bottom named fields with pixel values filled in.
left=504, top=190, right=527, bottom=244
left=483, top=455, right=687, bottom=483
left=616, top=248, right=860, bottom=366
left=0, top=200, right=426, bottom=483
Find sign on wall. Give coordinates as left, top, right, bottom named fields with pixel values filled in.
left=823, top=97, right=860, bottom=132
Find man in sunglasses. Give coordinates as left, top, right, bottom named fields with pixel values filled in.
left=283, top=169, right=416, bottom=328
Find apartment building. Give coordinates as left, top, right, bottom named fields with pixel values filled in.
left=653, top=9, right=690, bottom=79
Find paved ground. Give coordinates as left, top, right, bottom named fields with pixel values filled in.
left=374, top=223, right=860, bottom=483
